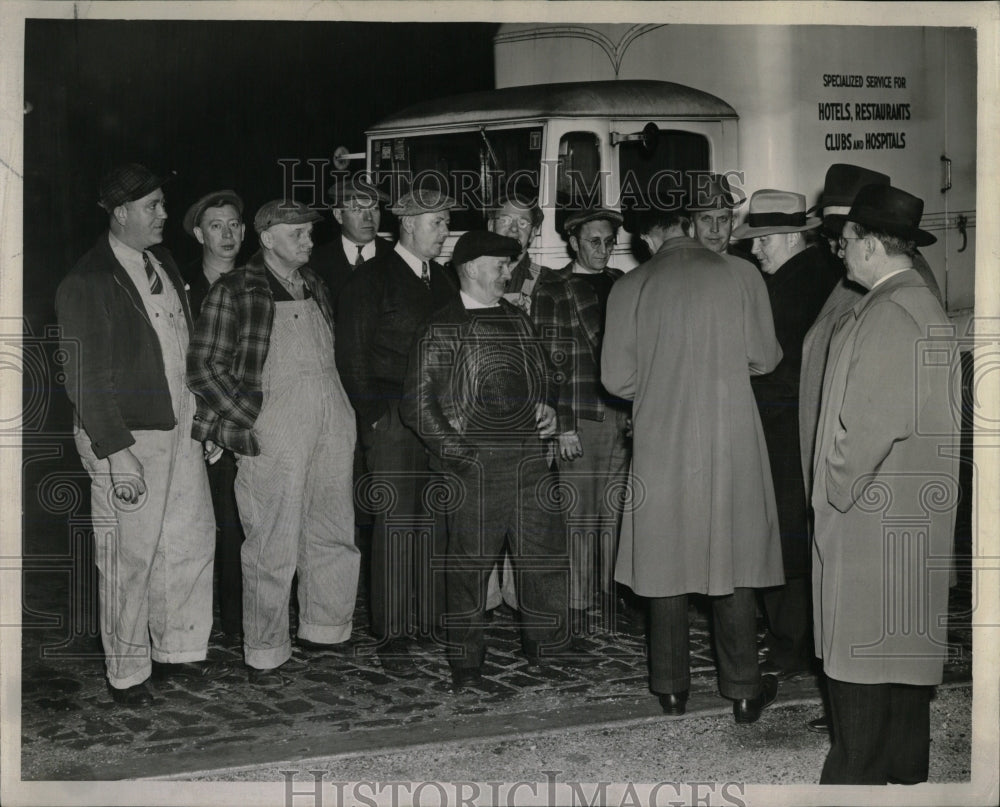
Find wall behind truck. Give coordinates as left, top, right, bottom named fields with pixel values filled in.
left=495, top=24, right=977, bottom=316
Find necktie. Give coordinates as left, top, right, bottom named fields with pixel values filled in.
left=143, top=251, right=163, bottom=294
left=421, top=261, right=430, bottom=288
left=354, top=244, right=365, bottom=267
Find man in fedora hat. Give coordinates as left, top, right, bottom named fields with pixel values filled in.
left=335, top=188, right=459, bottom=669
left=187, top=199, right=360, bottom=686
left=603, top=206, right=783, bottom=723
left=813, top=184, right=957, bottom=784
left=183, top=189, right=248, bottom=642
left=310, top=175, right=394, bottom=310
left=402, top=230, right=572, bottom=686
left=532, top=207, right=632, bottom=635
left=56, top=163, right=217, bottom=706
left=732, top=189, right=841, bottom=679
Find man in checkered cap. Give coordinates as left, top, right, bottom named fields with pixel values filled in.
left=55, top=163, right=217, bottom=707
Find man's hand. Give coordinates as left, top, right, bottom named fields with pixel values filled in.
left=535, top=403, right=558, bottom=440
left=107, top=447, right=146, bottom=504
left=204, top=439, right=224, bottom=465
left=557, top=431, right=584, bottom=462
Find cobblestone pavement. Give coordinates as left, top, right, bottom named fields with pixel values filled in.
left=18, top=566, right=973, bottom=782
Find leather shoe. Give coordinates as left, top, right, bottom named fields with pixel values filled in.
left=450, top=666, right=483, bottom=689
left=377, top=638, right=412, bottom=674
left=108, top=681, right=154, bottom=707
left=296, top=637, right=353, bottom=653
left=151, top=660, right=227, bottom=682
left=806, top=714, right=830, bottom=734
left=658, top=691, right=689, bottom=716
left=759, top=657, right=811, bottom=680
left=733, top=673, right=778, bottom=723
left=247, top=665, right=289, bottom=687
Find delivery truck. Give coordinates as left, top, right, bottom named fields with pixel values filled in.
left=364, top=23, right=977, bottom=322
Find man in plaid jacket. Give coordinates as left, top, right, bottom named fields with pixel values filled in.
left=532, top=208, right=631, bottom=634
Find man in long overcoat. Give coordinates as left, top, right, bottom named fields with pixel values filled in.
left=602, top=206, right=784, bottom=723
left=813, top=184, right=957, bottom=784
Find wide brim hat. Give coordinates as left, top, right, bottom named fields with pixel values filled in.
left=182, top=189, right=244, bottom=237
left=731, top=189, right=821, bottom=238
left=845, top=183, right=936, bottom=246
left=686, top=173, right=746, bottom=211
left=98, top=163, right=174, bottom=211
left=253, top=199, right=323, bottom=234
left=389, top=189, right=457, bottom=216
left=811, top=164, right=890, bottom=237
left=563, top=207, right=624, bottom=233
left=327, top=176, right=389, bottom=207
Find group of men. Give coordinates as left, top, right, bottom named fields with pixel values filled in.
left=56, top=158, right=956, bottom=786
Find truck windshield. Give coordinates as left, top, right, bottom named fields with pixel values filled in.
left=370, top=126, right=543, bottom=231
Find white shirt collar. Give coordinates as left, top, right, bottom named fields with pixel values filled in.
left=343, top=235, right=376, bottom=265
left=394, top=243, right=425, bottom=278
left=460, top=290, right=501, bottom=310
left=871, top=266, right=911, bottom=290
left=572, top=261, right=601, bottom=275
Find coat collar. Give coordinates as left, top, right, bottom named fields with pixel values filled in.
left=852, top=268, right=926, bottom=319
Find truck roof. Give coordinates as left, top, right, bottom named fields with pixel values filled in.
left=367, top=79, right=738, bottom=133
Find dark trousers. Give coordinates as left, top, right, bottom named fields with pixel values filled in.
left=207, top=450, right=245, bottom=635
left=362, top=404, right=447, bottom=642
left=761, top=575, right=813, bottom=671
left=649, top=587, right=761, bottom=700
left=821, top=677, right=932, bottom=785
left=446, top=447, right=569, bottom=669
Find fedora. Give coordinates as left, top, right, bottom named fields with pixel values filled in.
left=731, top=189, right=820, bottom=238
left=812, top=164, right=890, bottom=237
left=845, top=184, right=936, bottom=246
left=183, top=189, right=244, bottom=237
left=687, top=173, right=745, bottom=211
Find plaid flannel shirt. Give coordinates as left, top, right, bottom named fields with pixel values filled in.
left=186, top=251, right=335, bottom=456
left=531, top=261, right=623, bottom=433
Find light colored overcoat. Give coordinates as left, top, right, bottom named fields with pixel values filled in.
left=602, top=236, right=784, bottom=597
left=812, top=269, right=957, bottom=685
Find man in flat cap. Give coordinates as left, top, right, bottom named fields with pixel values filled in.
left=310, top=175, right=394, bottom=311
left=336, top=188, right=459, bottom=670
left=183, top=189, right=247, bottom=642
left=56, top=163, right=216, bottom=706
left=731, top=189, right=841, bottom=679
left=813, top=184, right=957, bottom=783
left=532, top=207, right=631, bottom=636
left=603, top=205, right=783, bottom=723
left=187, top=199, right=360, bottom=686
left=402, top=231, right=570, bottom=686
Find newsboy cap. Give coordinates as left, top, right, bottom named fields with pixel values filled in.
left=563, top=207, right=624, bottom=234
left=846, top=184, right=936, bottom=246
left=687, top=173, right=746, bottom=211
left=389, top=189, right=457, bottom=217
left=183, top=189, right=244, bottom=237
left=813, top=164, right=891, bottom=237
left=731, top=189, right=821, bottom=238
left=451, top=231, right=521, bottom=268
left=253, top=199, right=323, bottom=234
left=327, top=175, right=389, bottom=207
left=98, top=163, right=173, bottom=212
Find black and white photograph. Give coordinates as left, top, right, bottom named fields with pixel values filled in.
left=1, top=2, right=998, bottom=805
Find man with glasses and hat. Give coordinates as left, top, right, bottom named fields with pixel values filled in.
left=183, top=188, right=247, bottom=642
left=532, top=207, right=631, bottom=636
left=812, top=184, right=956, bottom=784
left=336, top=188, right=459, bottom=670
left=187, top=198, right=360, bottom=687
left=310, top=175, right=394, bottom=311
left=732, top=189, right=842, bottom=680
left=56, top=163, right=217, bottom=706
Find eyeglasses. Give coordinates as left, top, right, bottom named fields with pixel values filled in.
left=583, top=237, right=617, bottom=251
left=838, top=234, right=864, bottom=249
left=495, top=213, right=533, bottom=231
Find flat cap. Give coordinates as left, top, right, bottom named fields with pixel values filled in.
left=564, top=207, right=624, bottom=233
left=253, top=199, right=323, bottom=234
left=452, top=231, right=522, bottom=267
left=327, top=175, right=389, bottom=207
left=99, top=163, right=173, bottom=211
left=183, top=189, right=244, bottom=237
left=389, top=189, right=457, bottom=217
